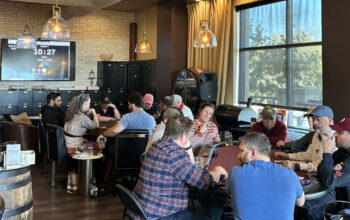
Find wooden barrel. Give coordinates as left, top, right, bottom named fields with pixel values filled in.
left=0, top=166, right=33, bottom=220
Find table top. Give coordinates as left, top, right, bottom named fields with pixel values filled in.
left=87, top=120, right=118, bottom=136
left=72, top=152, right=103, bottom=160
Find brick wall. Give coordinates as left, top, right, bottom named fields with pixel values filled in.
left=0, top=1, right=135, bottom=89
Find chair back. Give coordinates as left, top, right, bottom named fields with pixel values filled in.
left=38, top=120, right=47, bottom=154
left=46, top=124, right=69, bottom=162
left=115, top=184, right=148, bottom=219
left=114, top=130, right=149, bottom=170
left=1, top=121, right=39, bottom=152
left=0, top=195, right=5, bottom=219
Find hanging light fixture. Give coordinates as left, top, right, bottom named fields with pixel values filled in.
left=194, top=0, right=217, bottom=48
left=16, top=23, right=37, bottom=49
left=42, top=1, right=70, bottom=40
left=135, top=0, right=152, bottom=53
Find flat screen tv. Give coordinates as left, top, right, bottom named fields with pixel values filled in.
left=1, top=38, right=75, bottom=81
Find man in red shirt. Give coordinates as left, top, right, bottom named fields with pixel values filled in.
left=248, top=106, right=289, bottom=145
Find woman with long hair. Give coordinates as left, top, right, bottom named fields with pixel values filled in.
left=64, top=93, right=100, bottom=154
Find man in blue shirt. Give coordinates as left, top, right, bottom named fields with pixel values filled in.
left=226, top=132, right=305, bottom=220
left=98, top=92, right=156, bottom=138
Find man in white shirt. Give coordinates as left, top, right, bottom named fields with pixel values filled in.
left=171, top=94, right=194, bottom=120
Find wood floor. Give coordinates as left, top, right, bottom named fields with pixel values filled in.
left=31, top=161, right=124, bottom=219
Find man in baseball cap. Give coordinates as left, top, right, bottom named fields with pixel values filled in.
left=171, top=94, right=194, bottom=120
left=276, top=106, right=317, bottom=152
left=248, top=106, right=289, bottom=145
left=143, top=93, right=161, bottom=120
left=275, top=105, right=335, bottom=172
left=303, top=118, right=350, bottom=220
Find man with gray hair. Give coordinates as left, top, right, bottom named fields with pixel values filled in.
left=226, top=132, right=305, bottom=220
left=274, top=105, right=335, bottom=172
left=133, top=115, right=227, bottom=219
left=171, top=94, right=194, bottom=120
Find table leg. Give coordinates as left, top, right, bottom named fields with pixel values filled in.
left=78, top=159, right=93, bottom=197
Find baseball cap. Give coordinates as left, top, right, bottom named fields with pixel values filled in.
left=171, top=94, right=182, bottom=103
left=260, top=106, right=276, bottom=119
left=100, top=94, right=111, bottom=105
left=303, top=106, right=317, bottom=117
left=310, top=105, right=334, bottom=118
left=330, top=118, right=350, bottom=132
left=144, top=94, right=154, bottom=105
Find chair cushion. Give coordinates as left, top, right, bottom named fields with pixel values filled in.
left=10, top=112, right=32, bottom=125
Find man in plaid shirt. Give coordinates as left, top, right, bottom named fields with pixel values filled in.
left=133, top=116, right=228, bottom=219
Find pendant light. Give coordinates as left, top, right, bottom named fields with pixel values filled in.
left=135, top=0, right=152, bottom=53
left=16, top=23, right=37, bottom=49
left=42, top=1, right=70, bottom=40
left=194, top=0, right=217, bottom=48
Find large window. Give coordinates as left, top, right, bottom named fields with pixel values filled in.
left=238, top=0, right=322, bottom=110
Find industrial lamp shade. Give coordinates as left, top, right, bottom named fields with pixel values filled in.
left=135, top=32, right=153, bottom=53
left=16, top=24, right=37, bottom=49
left=42, top=5, right=70, bottom=40
left=194, top=20, right=217, bottom=48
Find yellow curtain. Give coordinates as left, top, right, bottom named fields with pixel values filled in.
left=187, top=0, right=232, bottom=105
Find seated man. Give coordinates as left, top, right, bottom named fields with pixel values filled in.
left=98, top=92, right=156, bottom=139
left=276, top=106, right=316, bottom=153
left=41, top=92, right=65, bottom=127
left=303, top=118, right=350, bottom=220
left=248, top=106, right=289, bottom=145
left=171, top=94, right=194, bottom=120
left=143, top=93, right=160, bottom=119
left=94, top=94, right=120, bottom=122
left=145, top=108, right=181, bottom=152
left=226, top=132, right=305, bottom=220
left=133, top=116, right=228, bottom=219
left=275, top=105, right=335, bottom=172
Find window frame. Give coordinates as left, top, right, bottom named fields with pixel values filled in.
left=237, top=0, right=322, bottom=128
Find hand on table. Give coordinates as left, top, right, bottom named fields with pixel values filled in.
left=209, top=166, right=228, bottom=183
left=274, top=151, right=289, bottom=159
left=276, top=140, right=285, bottom=148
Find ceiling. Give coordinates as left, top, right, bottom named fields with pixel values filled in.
left=4, top=0, right=163, bottom=12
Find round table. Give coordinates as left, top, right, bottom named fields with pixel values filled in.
left=72, top=153, right=103, bottom=197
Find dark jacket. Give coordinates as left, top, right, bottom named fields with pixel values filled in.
left=318, top=148, right=350, bottom=201
left=283, top=131, right=315, bottom=153
left=41, top=105, right=65, bottom=127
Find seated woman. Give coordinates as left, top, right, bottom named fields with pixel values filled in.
left=189, top=102, right=220, bottom=155
left=64, top=94, right=102, bottom=154
left=95, top=94, right=121, bottom=122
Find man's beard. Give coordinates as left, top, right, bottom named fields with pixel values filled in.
left=129, top=106, right=133, bottom=112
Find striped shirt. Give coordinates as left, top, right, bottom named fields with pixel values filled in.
left=189, top=120, right=220, bottom=152
left=133, top=137, right=215, bottom=219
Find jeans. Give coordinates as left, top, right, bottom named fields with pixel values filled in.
left=158, top=209, right=211, bottom=220
left=302, top=189, right=337, bottom=220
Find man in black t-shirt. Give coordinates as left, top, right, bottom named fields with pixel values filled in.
left=41, top=92, right=65, bottom=127
left=94, top=94, right=121, bottom=122
left=144, top=93, right=160, bottom=119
